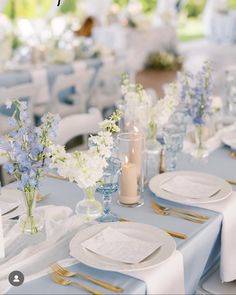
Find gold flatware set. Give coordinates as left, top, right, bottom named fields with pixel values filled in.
left=151, top=202, right=205, bottom=224
left=50, top=263, right=124, bottom=294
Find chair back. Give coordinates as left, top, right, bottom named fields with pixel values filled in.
left=50, top=68, right=95, bottom=115
left=0, top=83, right=38, bottom=134
left=56, top=108, right=103, bottom=146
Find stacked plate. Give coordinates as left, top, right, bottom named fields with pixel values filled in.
left=70, top=222, right=176, bottom=271
left=149, top=171, right=232, bottom=204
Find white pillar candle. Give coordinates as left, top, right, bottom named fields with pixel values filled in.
left=0, top=209, right=5, bottom=258
left=129, top=131, right=142, bottom=179
left=119, top=161, right=139, bottom=205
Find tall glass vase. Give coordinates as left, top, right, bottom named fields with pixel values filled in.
left=145, top=122, right=162, bottom=181
left=19, top=190, right=44, bottom=234
left=192, top=124, right=209, bottom=159
left=75, top=187, right=102, bottom=221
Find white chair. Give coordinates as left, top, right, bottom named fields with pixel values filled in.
left=89, top=57, right=124, bottom=112
left=0, top=83, right=38, bottom=135
left=49, top=68, right=94, bottom=118
left=0, top=83, right=38, bottom=185
left=56, top=108, right=103, bottom=147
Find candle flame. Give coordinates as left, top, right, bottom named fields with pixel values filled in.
left=125, top=156, right=129, bottom=164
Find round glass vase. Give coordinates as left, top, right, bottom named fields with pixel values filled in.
left=19, top=190, right=44, bottom=235
left=75, top=187, right=102, bottom=221
left=192, top=124, right=209, bottom=159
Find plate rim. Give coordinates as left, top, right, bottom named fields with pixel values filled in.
left=69, top=221, right=176, bottom=272
left=149, top=171, right=232, bottom=204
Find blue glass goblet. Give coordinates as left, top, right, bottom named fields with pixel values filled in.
left=96, top=157, right=121, bottom=223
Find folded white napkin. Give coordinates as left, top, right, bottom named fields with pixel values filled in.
left=82, top=226, right=162, bottom=264
left=0, top=205, right=84, bottom=294
left=194, top=191, right=236, bottom=283
left=184, top=124, right=235, bottom=155
left=161, top=176, right=221, bottom=199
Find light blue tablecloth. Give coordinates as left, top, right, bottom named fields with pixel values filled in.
left=6, top=147, right=236, bottom=294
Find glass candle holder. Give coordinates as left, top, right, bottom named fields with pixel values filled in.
left=117, top=132, right=145, bottom=207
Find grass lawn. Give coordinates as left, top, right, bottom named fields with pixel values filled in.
left=177, top=16, right=204, bottom=42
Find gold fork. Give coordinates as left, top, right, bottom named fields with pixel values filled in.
left=153, top=201, right=209, bottom=220
left=51, top=272, right=103, bottom=295
left=51, top=263, right=124, bottom=293
left=151, top=202, right=204, bottom=224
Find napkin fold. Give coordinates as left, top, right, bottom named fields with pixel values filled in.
left=160, top=176, right=221, bottom=199
left=82, top=226, right=163, bottom=264
left=0, top=205, right=84, bottom=294
left=194, top=191, right=236, bottom=282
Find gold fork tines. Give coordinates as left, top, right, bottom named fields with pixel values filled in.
left=51, top=263, right=124, bottom=293
left=151, top=202, right=204, bottom=224
left=51, top=272, right=103, bottom=295
left=153, top=201, right=209, bottom=220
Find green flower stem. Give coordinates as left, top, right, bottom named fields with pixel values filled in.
left=22, top=190, right=38, bottom=234
left=148, top=122, right=158, bottom=141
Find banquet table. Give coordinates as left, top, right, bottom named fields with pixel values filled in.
left=2, top=146, right=236, bottom=294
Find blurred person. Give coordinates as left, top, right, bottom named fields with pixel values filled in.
left=74, top=16, right=96, bottom=38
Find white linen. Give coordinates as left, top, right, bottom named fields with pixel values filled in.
left=0, top=205, right=84, bottom=294
left=183, top=124, right=235, bottom=155
left=0, top=205, right=185, bottom=294
left=0, top=200, right=20, bottom=216
left=82, top=226, right=163, bottom=264
left=124, top=251, right=184, bottom=294
left=194, top=191, right=236, bottom=282
left=161, top=175, right=222, bottom=199
left=31, top=68, right=50, bottom=105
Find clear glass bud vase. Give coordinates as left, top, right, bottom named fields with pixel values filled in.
left=19, top=190, right=44, bottom=234
left=192, top=124, right=209, bottom=159
left=75, top=187, right=102, bottom=221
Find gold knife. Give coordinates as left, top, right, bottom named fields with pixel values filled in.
left=162, top=229, right=187, bottom=240
left=119, top=218, right=187, bottom=239
left=226, top=180, right=236, bottom=185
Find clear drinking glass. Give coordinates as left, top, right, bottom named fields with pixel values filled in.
left=96, top=157, right=121, bottom=223
left=117, top=132, right=145, bottom=207
left=163, top=124, right=184, bottom=171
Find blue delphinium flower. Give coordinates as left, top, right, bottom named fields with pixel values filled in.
left=177, top=61, right=212, bottom=125
left=0, top=100, right=60, bottom=192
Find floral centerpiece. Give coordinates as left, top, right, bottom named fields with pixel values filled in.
left=50, top=111, right=122, bottom=221
left=145, top=50, right=182, bottom=71
left=178, top=61, right=213, bottom=158
left=121, top=75, right=178, bottom=150
left=0, top=100, right=60, bottom=234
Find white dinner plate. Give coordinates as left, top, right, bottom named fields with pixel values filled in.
left=0, top=188, right=22, bottom=216
left=149, top=171, right=232, bottom=204
left=222, top=131, right=236, bottom=150
left=69, top=222, right=176, bottom=272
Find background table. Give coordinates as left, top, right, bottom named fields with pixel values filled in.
left=6, top=146, right=235, bottom=294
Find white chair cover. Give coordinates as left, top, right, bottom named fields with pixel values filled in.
left=56, top=108, right=102, bottom=145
